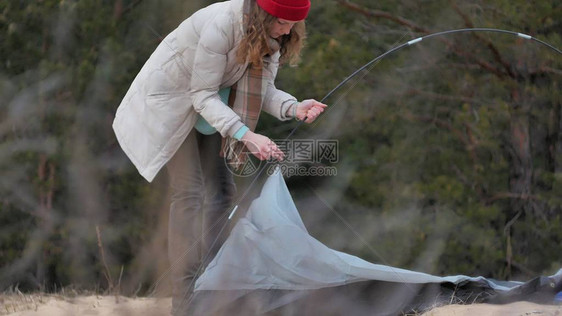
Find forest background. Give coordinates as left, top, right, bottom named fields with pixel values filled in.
left=1, top=0, right=561, bottom=296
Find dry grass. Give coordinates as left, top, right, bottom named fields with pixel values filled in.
left=1, top=286, right=99, bottom=315
left=1, top=292, right=46, bottom=315
left=0, top=289, right=171, bottom=316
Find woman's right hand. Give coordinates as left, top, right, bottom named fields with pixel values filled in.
left=241, top=131, right=285, bottom=161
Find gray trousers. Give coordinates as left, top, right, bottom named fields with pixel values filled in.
left=166, top=130, right=236, bottom=315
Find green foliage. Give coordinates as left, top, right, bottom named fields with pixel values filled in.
left=279, top=0, right=561, bottom=279
left=1, top=0, right=188, bottom=292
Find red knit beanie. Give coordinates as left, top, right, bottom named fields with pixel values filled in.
left=256, top=0, right=311, bottom=21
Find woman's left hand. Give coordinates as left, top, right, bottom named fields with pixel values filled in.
left=295, top=99, right=327, bottom=123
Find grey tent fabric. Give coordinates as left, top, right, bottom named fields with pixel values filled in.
left=190, top=167, right=561, bottom=314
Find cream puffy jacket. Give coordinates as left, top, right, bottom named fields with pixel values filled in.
left=113, top=0, right=296, bottom=182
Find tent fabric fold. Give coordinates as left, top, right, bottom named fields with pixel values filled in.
left=190, top=167, right=561, bottom=314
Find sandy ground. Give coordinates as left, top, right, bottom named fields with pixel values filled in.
left=1, top=294, right=171, bottom=316
left=422, top=301, right=561, bottom=316
left=1, top=294, right=561, bottom=315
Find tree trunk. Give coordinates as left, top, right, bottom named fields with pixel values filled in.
left=504, top=88, right=533, bottom=277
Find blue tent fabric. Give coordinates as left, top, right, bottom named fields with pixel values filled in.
left=187, top=168, right=561, bottom=314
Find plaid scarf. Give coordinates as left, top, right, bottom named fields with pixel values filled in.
left=221, top=0, right=280, bottom=170
left=220, top=62, right=270, bottom=170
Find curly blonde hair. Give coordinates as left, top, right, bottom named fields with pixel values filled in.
left=236, top=0, right=306, bottom=68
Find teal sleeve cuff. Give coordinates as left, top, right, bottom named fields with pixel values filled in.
left=233, top=125, right=250, bottom=141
